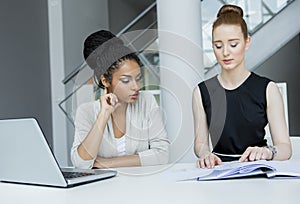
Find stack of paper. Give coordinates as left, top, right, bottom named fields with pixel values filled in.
left=166, top=160, right=300, bottom=181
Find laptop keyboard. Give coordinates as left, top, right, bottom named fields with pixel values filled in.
left=62, top=171, right=95, bottom=179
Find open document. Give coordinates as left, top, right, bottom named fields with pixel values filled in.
left=166, top=160, right=300, bottom=181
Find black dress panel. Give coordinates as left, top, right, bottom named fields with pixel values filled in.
left=198, top=72, right=271, bottom=161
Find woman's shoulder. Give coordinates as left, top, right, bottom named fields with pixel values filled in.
left=250, top=72, right=272, bottom=84
left=76, top=100, right=100, bottom=117
left=77, top=100, right=99, bottom=110
left=242, top=72, right=272, bottom=93
left=198, top=75, right=218, bottom=87
left=197, top=75, right=220, bottom=98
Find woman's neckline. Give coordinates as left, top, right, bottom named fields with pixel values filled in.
left=216, top=72, right=252, bottom=91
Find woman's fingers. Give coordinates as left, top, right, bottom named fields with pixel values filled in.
left=197, top=153, right=221, bottom=168
left=205, top=155, right=214, bottom=168
left=100, top=91, right=120, bottom=115
left=215, top=155, right=222, bottom=165
left=239, top=146, right=271, bottom=162
left=239, top=147, right=252, bottom=162
left=103, top=92, right=118, bottom=106
left=110, top=94, right=118, bottom=106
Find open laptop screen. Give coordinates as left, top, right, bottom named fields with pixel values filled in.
left=0, top=118, right=116, bottom=188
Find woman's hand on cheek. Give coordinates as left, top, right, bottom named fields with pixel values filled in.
left=100, top=88, right=120, bottom=115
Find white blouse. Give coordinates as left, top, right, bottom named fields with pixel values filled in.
left=71, top=91, right=169, bottom=169
left=114, top=136, right=126, bottom=156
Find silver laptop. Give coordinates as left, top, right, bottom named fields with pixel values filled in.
left=0, top=118, right=117, bottom=188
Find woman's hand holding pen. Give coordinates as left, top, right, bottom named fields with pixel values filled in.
left=197, top=151, right=222, bottom=169
left=239, top=146, right=273, bottom=162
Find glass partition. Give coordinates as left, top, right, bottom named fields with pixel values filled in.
left=59, top=0, right=294, bottom=125
left=59, top=30, right=160, bottom=125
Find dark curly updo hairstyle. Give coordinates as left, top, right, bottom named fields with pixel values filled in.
left=83, top=30, right=141, bottom=89
left=212, top=4, right=248, bottom=40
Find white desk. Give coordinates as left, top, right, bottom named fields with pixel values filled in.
left=1, top=163, right=299, bottom=204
